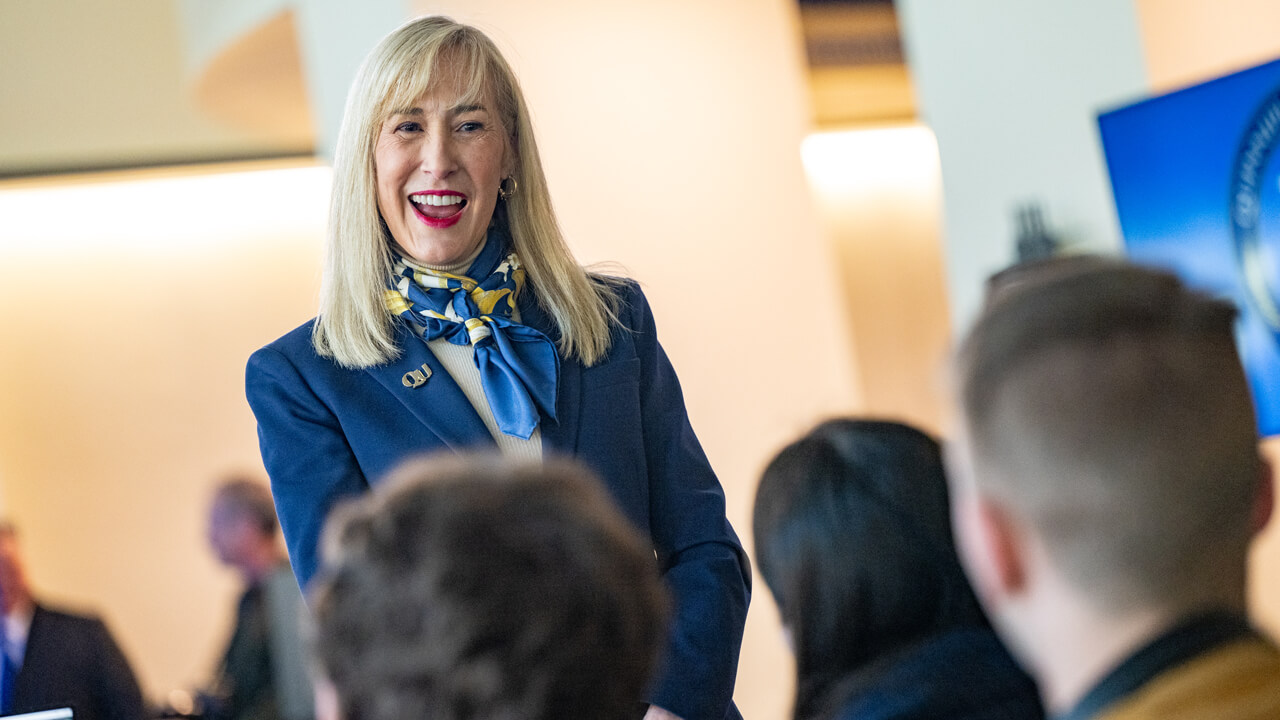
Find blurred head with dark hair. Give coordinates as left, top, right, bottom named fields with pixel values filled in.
left=310, top=454, right=669, bottom=720
left=754, top=420, right=1038, bottom=720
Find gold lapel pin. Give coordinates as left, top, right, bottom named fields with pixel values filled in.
left=402, top=363, right=433, bottom=389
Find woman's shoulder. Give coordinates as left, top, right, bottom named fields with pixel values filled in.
left=249, top=317, right=417, bottom=384
left=585, top=274, right=647, bottom=324
left=251, top=318, right=321, bottom=363
left=248, top=317, right=367, bottom=383
left=271, top=317, right=320, bottom=348
left=588, top=272, right=640, bottom=298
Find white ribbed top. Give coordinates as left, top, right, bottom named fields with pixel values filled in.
left=427, top=337, right=543, bottom=461
left=400, top=246, right=543, bottom=462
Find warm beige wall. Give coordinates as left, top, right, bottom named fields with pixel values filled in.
left=1136, top=0, right=1280, bottom=92
left=0, top=162, right=329, bottom=699
left=0, top=0, right=310, bottom=173
left=804, top=125, right=950, bottom=434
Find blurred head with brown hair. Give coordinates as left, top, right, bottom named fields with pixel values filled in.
left=310, top=455, right=669, bottom=720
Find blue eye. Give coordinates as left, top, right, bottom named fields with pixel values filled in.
left=459, top=121, right=483, bottom=133
left=396, top=121, right=422, bottom=132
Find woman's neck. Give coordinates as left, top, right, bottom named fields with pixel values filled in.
left=402, top=240, right=487, bottom=275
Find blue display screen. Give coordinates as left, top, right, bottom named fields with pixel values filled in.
left=1099, top=57, right=1280, bottom=436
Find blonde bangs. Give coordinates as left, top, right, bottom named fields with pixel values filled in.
left=376, top=32, right=503, bottom=132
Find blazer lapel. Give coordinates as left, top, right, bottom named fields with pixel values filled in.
left=518, top=293, right=581, bottom=456
left=366, top=324, right=496, bottom=451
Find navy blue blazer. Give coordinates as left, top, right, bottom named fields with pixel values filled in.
left=246, top=281, right=750, bottom=720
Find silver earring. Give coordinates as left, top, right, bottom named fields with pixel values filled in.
left=498, top=176, right=518, bottom=200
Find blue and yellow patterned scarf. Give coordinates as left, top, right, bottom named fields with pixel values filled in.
left=384, top=231, right=559, bottom=439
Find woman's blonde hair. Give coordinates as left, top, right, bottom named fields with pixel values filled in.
left=313, top=16, right=618, bottom=368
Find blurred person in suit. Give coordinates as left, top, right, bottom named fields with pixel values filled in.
left=0, top=521, right=145, bottom=720
left=948, top=258, right=1280, bottom=719
left=754, top=419, right=1042, bottom=720
left=309, top=454, right=669, bottom=720
left=202, top=479, right=313, bottom=720
left=245, top=16, right=749, bottom=720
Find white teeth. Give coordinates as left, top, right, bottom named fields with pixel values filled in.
left=412, top=194, right=464, bottom=206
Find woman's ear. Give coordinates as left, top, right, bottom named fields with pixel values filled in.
left=1251, top=453, right=1275, bottom=537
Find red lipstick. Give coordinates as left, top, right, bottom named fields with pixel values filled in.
left=410, top=191, right=467, bottom=229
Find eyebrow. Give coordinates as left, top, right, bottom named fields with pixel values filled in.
left=386, top=103, right=489, bottom=120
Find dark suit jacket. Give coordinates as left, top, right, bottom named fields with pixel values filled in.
left=12, top=604, right=146, bottom=720
left=246, top=281, right=750, bottom=720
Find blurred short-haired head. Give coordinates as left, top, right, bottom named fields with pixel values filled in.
left=951, top=257, right=1261, bottom=614
left=310, top=454, right=669, bottom=720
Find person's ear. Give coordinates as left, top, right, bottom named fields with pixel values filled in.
left=1251, top=453, right=1275, bottom=538
left=975, top=498, right=1027, bottom=596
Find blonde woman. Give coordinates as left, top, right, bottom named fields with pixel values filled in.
left=245, top=16, right=749, bottom=720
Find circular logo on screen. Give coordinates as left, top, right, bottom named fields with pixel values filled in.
left=1232, top=86, right=1280, bottom=330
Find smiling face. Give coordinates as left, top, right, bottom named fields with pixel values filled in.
left=373, top=65, right=514, bottom=267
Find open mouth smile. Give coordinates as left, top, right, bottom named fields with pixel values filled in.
left=410, top=191, right=468, bottom=228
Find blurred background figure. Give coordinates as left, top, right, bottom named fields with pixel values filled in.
left=201, top=479, right=313, bottom=720
left=753, top=420, right=1042, bottom=720
left=949, top=260, right=1280, bottom=720
left=310, top=454, right=669, bottom=720
left=0, top=521, right=146, bottom=720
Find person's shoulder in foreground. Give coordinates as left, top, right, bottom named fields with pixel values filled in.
left=1087, top=612, right=1280, bottom=720
left=948, top=255, right=1280, bottom=720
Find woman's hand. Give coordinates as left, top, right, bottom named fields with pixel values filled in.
left=644, top=706, right=685, bottom=720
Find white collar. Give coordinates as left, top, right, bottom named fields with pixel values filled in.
left=3, top=601, right=34, bottom=655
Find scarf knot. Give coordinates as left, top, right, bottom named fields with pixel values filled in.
left=384, top=236, right=558, bottom=439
